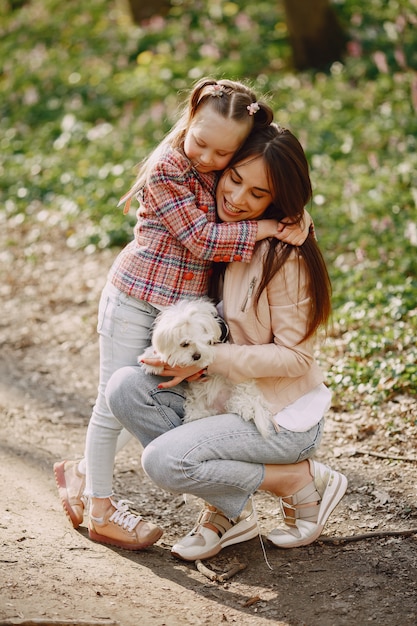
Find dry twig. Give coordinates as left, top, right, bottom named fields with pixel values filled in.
left=318, top=528, right=417, bottom=545
left=243, top=595, right=262, bottom=607
left=355, top=449, right=417, bottom=462
left=218, top=561, right=247, bottom=582
left=195, top=559, right=218, bottom=581
left=195, top=559, right=247, bottom=582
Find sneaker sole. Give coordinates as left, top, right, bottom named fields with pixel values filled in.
left=317, top=470, right=348, bottom=529
left=53, top=461, right=83, bottom=529
left=268, top=471, right=348, bottom=549
left=88, top=527, right=163, bottom=551
left=171, top=518, right=259, bottom=561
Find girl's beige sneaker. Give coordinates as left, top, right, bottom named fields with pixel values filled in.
left=89, top=498, right=163, bottom=550
left=54, top=459, right=86, bottom=528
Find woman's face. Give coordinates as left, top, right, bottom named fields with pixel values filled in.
left=183, top=105, right=251, bottom=174
left=216, top=156, right=272, bottom=222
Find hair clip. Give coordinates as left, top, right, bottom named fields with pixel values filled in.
left=209, top=84, right=224, bottom=97
left=247, top=102, right=260, bottom=115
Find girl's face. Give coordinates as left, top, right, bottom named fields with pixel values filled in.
left=184, top=105, right=252, bottom=174
left=216, top=156, right=272, bottom=222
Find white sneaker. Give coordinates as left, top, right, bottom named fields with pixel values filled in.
left=267, top=459, right=347, bottom=549
left=171, top=502, right=258, bottom=561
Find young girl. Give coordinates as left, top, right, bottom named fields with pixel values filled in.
left=54, top=78, right=311, bottom=551
left=106, top=124, right=347, bottom=561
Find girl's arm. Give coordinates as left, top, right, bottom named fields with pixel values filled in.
left=257, top=210, right=314, bottom=245
left=146, top=158, right=274, bottom=262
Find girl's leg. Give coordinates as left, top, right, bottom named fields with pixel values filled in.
left=85, top=282, right=160, bottom=501
left=78, top=428, right=133, bottom=475
left=85, top=285, right=165, bottom=549
left=55, top=283, right=164, bottom=548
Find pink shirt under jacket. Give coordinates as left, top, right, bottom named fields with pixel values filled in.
left=208, top=242, right=325, bottom=416
left=109, top=146, right=258, bottom=307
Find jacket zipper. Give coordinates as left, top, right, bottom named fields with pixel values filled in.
left=241, top=277, right=257, bottom=312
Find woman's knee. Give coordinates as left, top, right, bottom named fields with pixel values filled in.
left=142, top=440, right=180, bottom=491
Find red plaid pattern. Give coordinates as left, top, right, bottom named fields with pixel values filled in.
left=110, top=147, right=257, bottom=306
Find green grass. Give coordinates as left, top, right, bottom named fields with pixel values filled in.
left=1, top=0, right=416, bottom=410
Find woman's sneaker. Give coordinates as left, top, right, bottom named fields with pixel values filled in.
left=89, top=498, right=163, bottom=550
left=267, top=459, right=348, bottom=549
left=54, top=460, right=86, bottom=529
left=171, top=502, right=258, bottom=561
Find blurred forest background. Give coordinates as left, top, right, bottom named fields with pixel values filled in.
left=1, top=0, right=416, bottom=420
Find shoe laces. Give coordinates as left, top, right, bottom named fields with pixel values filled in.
left=250, top=495, right=273, bottom=571
left=109, top=499, right=143, bottom=532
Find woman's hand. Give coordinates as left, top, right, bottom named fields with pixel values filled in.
left=140, top=357, right=205, bottom=389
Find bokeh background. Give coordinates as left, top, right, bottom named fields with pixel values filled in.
left=1, top=0, right=416, bottom=417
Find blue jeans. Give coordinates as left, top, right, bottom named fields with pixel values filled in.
left=106, top=365, right=325, bottom=519
left=84, top=282, right=160, bottom=497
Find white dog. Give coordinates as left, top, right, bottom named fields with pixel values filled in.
left=140, top=299, right=273, bottom=438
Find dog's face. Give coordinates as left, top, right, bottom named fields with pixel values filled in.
left=152, top=300, right=222, bottom=368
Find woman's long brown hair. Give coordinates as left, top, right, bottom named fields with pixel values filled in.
left=209, top=124, right=332, bottom=342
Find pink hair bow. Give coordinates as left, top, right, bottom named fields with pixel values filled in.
left=247, top=102, right=260, bottom=115
left=209, top=84, right=224, bottom=97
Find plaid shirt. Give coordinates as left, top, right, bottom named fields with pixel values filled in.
left=110, top=146, right=258, bottom=306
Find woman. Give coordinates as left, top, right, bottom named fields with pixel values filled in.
left=106, top=123, right=347, bottom=561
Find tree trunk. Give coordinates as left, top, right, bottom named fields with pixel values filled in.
left=126, top=0, right=171, bottom=24
left=282, top=0, right=346, bottom=70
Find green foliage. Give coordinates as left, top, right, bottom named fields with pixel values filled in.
left=1, top=0, right=416, bottom=409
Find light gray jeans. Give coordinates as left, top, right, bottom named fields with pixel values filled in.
left=84, top=281, right=160, bottom=497
left=106, top=365, right=325, bottom=519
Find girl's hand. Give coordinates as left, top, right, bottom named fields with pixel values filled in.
left=140, top=357, right=205, bottom=389
left=255, top=219, right=280, bottom=241
left=276, top=209, right=313, bottom=246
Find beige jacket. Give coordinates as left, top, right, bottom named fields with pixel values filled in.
left=208, top=242, right=325, bottom=417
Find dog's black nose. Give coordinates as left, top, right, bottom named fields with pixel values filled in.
left=192, top=353, right=201, bottom=361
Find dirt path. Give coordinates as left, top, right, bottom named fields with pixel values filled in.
left=1, top=222, right=417, bottom=626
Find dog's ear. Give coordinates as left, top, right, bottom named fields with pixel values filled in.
left=202, top=299, right=229, bottom=343
left=214, top=316, right=229, bottom=343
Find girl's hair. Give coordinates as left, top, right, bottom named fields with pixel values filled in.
left=210, top=124, right=332, bottom=341
left=121, top=78, right=274, bottom=202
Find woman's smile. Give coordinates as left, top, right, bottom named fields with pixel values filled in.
left=216, top=156, right=272, bottom=222
left=222, top=199, right=243, bottom=216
